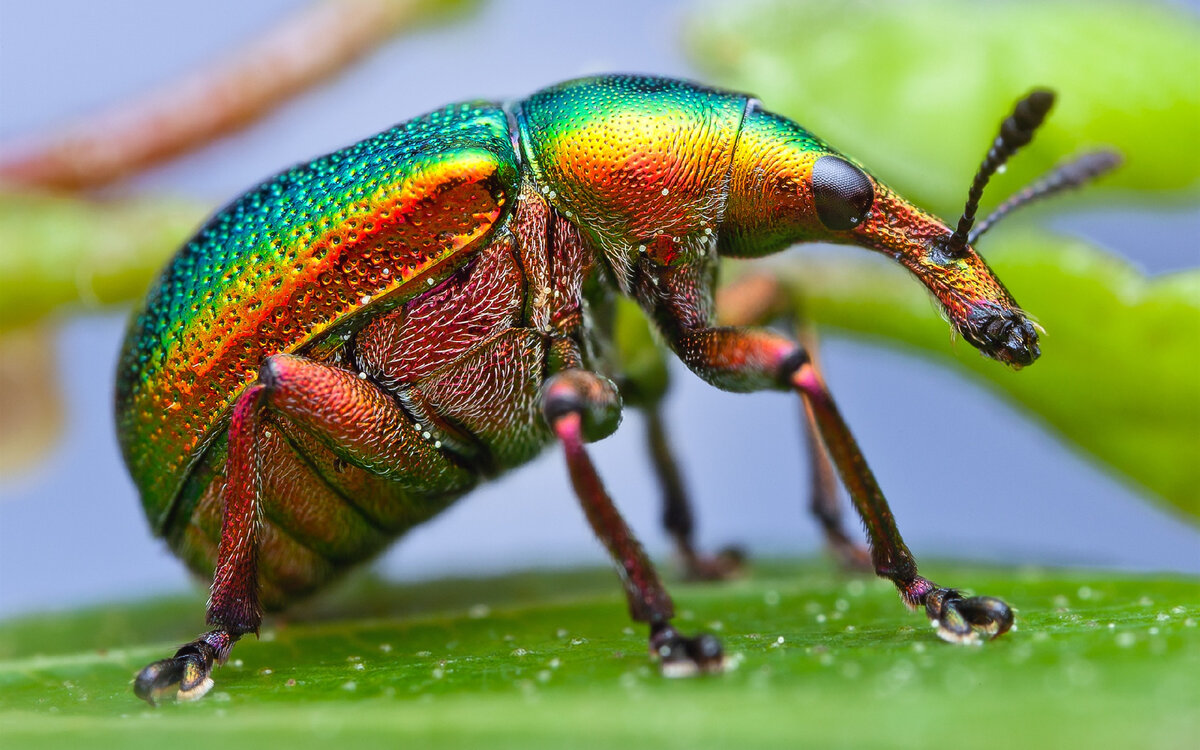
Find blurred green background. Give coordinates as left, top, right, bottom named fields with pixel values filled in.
left=0, top=0, right=1197, bottom=746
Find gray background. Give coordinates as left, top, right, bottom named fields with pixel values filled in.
left=1, top=0, right=1197, bottom=617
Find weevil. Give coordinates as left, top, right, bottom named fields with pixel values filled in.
left=118, top=74, right=1119, bottom=703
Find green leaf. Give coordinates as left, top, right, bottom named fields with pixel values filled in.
left=685, top=0, right=1200, bottom=215
left=1, top=563, right=1197, bottom=748
left=757, top=232, right=1200, bottom=519
left=0, top=192, right=205, bottom=332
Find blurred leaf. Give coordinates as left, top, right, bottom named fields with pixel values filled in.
left=0, top=192, right=204, bottom=332
left=686, top=0, right=1200, bottom=215
left=756, top=232, right=1200, bottom=519
left=1, top=562, right=1197, bottom=748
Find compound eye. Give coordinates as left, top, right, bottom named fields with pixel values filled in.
left=812, top=155, right=874, bottom=231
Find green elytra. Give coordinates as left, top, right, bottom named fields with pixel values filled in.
left=122, top=74, right=1079, bottom=704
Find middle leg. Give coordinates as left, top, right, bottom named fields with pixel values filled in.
left=541, top=366, right=725, bottom=676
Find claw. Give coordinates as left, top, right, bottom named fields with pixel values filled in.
left=925, top=588, right=1014, bottom=644
left=649, top=624, right=726, bottom=678
left=133, top=641, right=217, bottom=705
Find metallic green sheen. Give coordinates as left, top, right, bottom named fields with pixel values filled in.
left=116, top=102, right=518, bottom=532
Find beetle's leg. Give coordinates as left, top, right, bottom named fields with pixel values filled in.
left=615, top=304, right=743, bottom=581
left=135, top=384, right=267, bottom=705
left=800, top=399, right=869, bottom=570
left=541, top=368, right=725, bottom=676
left=644, top=405, right=744, bottom=581
left=135, top=353, right=475, bottom=704
left=716, top=274, right=869, bottom=569
left=668, top=325, right=1013, bottom=643
left=794, top=328, right=871, bottom=571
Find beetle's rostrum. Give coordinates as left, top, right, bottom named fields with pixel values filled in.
left=117, top=74, right=1118, bottom=704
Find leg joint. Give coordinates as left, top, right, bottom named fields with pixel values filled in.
left=775, top=347, right=811, bottom=386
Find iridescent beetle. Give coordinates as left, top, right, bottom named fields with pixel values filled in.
left=118, top=75, right=1118, bottom=702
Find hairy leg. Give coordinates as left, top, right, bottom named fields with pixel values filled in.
left=134, top=354, right=474, bottom=703
left=666, top=324, right=1013, bottom=643
left=542, top=367, right=724, bottom=676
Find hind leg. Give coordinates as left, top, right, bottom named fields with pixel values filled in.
left=134, top=354, right=473, bottom=704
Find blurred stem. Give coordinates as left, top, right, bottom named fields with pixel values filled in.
left=0, top=0, right=480, bottom=191
left=0, top=192, right=205, bottom=331
left=0, top=327, right=62, bottom=476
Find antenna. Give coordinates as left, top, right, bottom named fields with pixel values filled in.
left=968, top=150, right=1123, bottom=244
left=944, top=89, right=1056, bottom=255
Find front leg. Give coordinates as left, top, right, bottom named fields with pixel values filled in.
left=668, top=324, right=1014, bottom=643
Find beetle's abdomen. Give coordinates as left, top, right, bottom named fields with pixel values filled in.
left=516, top=75, right=747, bottom=261
left=117, top=103, right=520, bottom=533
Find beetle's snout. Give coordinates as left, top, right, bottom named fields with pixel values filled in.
left=958, top=306, right=1040, bottom=369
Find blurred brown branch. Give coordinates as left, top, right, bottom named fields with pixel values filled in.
left=0, top=0, right=476, bottom=191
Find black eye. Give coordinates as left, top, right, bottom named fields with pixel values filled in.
left=812, top=155, right=874, bottom=231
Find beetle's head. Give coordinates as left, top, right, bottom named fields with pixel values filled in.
left=721, top=91, right=1119, bottom=369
